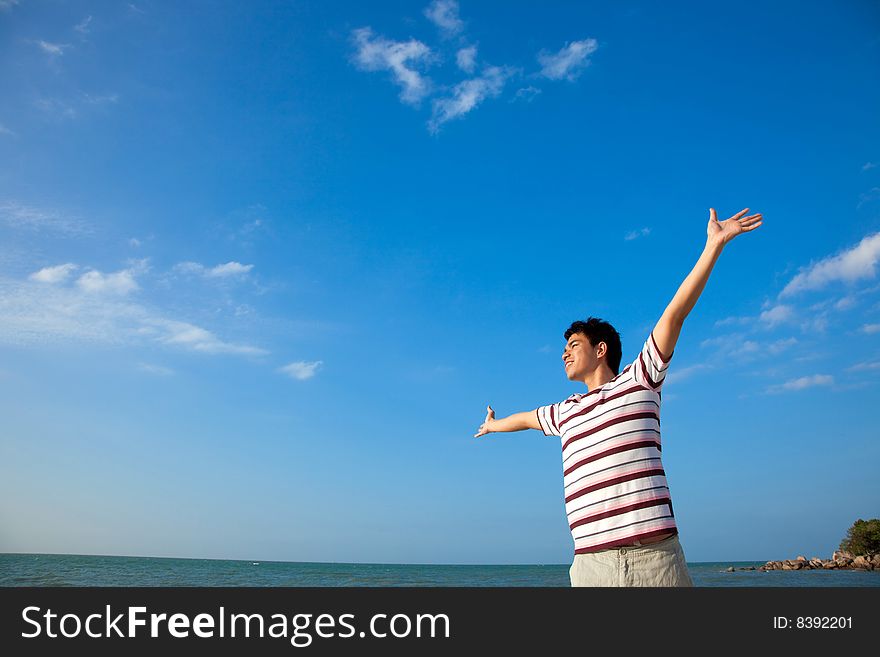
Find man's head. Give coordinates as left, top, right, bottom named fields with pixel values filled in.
left=562, top=317, right=622, bottom=380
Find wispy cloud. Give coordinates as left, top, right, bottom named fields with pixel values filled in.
left=34, top=98, right=78, bottom=119
left=758, top=304, right=794, bottom=327
left=700, top=334, right=798, bottom=361
left=155, top=319, right=267, bottom=355
left=174, top=261, right=254, bottom=278
left=0, top=123, right=15, bottom=137
left=76, top=268, right=140, bottom=296
left=537, top=39, right=598, bottom=81
left=173, top=261, right=254, bottom=278
left=35, top=40, right=69, bottom=56
left=137, top=362, right=174, bottom=376
left=0, top=271, right=265, bottom=357
left=424, top=0, right=464, bottom=38
left=0, top=1, right=20, bottom=12
left=0, top=201, right=90, bottom=235
left=665, top=363, right=710, bottom=385
left=74, top=16, right=92, bottom=35
left=351, top=27, right=434, bottom=106
left=81, top=92, right=119, bottom=105
left=29, top=263, right=78, bottom=284
left=513, top=86, right=542, bottom=103
left=428, top=65, right=513, bottom=133
left=847, top=360, right=880, bottom=372
left=279, top=360, right=323, bottom=380
left=780, top=232, right=880, bottom=297
left=767, top=374, right=833, bottom=393
left=625, top=227, right=651, bottom=241
left=858, top=187, right=880, bottom=209
left=456, top=45, right=477, bottom=73
left=862, top=323, right=880, bottom=334
left=863, top=162, right=877, bottom=172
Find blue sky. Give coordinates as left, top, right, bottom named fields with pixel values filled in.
left=1, top=0, right=879, bottom=565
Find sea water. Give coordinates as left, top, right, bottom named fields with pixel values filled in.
left=1, top=554, right=878, bottom=587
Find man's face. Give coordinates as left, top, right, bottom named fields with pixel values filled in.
left=562, top=332, right=601, bottom=381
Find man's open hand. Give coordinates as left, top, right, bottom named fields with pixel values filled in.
left=474, top=405, right=495, bottom=438
left=707, top=207, right=763, bottom=248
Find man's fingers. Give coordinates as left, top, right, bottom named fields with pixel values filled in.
left=730, top=208, right=750, bottom=221
left=709, top=208, right=717, bottom=222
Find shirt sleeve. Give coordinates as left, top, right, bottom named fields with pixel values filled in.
left=631, top=331, right=673, bottom=392
left=535, top=402, right=563, bottom=437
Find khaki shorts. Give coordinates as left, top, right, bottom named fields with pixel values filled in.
left=569, top=533, right=694, bottom=587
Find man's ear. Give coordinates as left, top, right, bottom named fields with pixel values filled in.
left=596, top=341, right=607, bottom=358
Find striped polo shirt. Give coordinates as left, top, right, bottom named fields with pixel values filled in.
left=536, top=332, right=677, bottom=554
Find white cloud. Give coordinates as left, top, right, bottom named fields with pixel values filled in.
left=76, top=268, right=139, bottom=296
left=29, top=263, right=78, bottom=284
left=538, top=38, right=598, bottom=81
left=129, top=238, right=142, bottom=248
left=767, top=337, right=798, bottom=355
left=847, top=360, right=880, bottom=372
left=0, top=202, right=89, bottom=235
left=428, top=65, right=512, bottom=133
left=174, top=261, right=254, bottom=278
left=699, top=333, right=796, bottom=361
left=34, top=98, right=78, bottom=119
left=351, top=27, right=434, bottom=106
left=137, top=362, right=174, bottom=376
left=74, top=16, right=92, bottom=34
left=858, top=187, right=880, bottom=209
left=0, top=123, right=14, bottom=137
left=81, top=92, right=119, bottom=105
left=624, top=227, right=651, bottom=241
left=834, top=295, right=857, bottom=310
left=759, top=304, right=794, bottom=327
left=513, top=86, right=542, bottom=103
left=780, top=233, right=880, bottom=297
left=0, top=275, right=265, bottom=357
left=279, top=360, right=323, bottom=380
left=156, top=319, right=267, bottom=355
left=714, top=315, right=752, bottom=327
left=36, top=40, right=68, bottom=56
left=863, top=162, right=877, bottom=171
left=767, top=374, right=834, bottom=393
left=424, top=0, right=464, bottom=38
left=862, top=323, right=880, bottom=334
left=665, top=363, right=710, bottom=385
left=0, top=1, right=20, bottom=11
left=456, top=45, right=477, bottom=73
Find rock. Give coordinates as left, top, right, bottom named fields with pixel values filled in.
left=796, top=555, right=807, bottom=561
left=823, top=561, right=838, bottom=569
left=726, top=566, right=735, bottom=572
left=782, top=563, right=793, bottom=570
left=740, top=566, right=756, bottom=571
left=833, top=550, right=855, bottom=561
left=872, top=554, right=880, bottom=567
left=852, top=556, right=870, bottom=569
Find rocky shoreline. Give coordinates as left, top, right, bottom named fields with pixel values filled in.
left=725, top=550, right=880, bottom=573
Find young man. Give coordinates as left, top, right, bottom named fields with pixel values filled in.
left=474, top=207, right=763, bottom=586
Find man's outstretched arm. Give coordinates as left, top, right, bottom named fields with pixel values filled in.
left=652, top=207, right=764, bottom=358
left=474, top=405, right=541, bottom=438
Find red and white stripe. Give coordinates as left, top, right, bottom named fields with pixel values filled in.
left=536, top=332, right=678, bottom=554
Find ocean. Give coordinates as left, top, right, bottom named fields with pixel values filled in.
left=1, top=553, right=878, bottom=587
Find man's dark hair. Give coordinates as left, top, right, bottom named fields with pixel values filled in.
left=564, top=317, right=623, bottom=376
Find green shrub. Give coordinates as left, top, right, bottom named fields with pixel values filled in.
left=839, top=519, right=880, bottom=557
